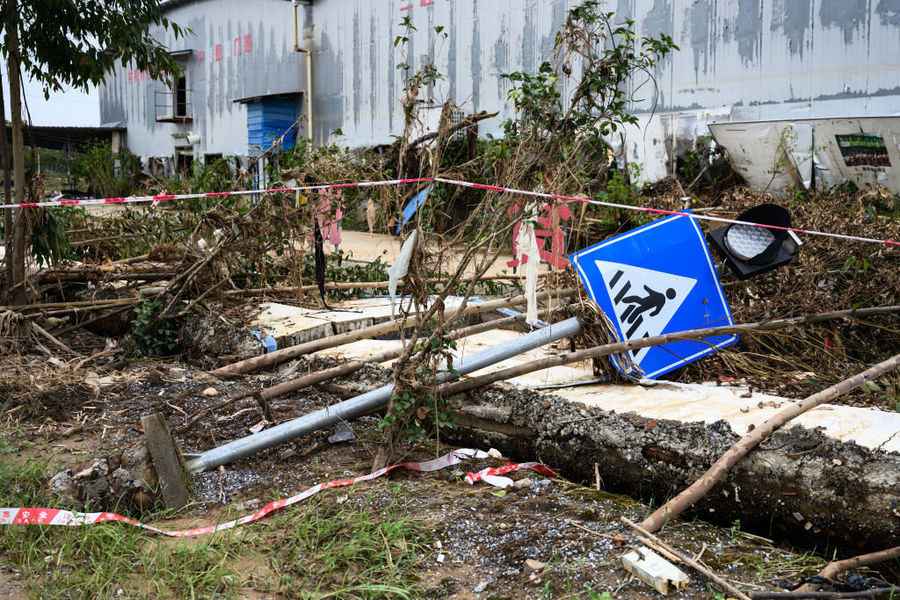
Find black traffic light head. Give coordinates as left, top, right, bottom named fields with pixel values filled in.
left=709, top=204, right=799, bottom=279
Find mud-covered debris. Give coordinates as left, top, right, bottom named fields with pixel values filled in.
left=524, top=559, right=546, bottom=572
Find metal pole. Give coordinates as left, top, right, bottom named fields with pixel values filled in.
left=187, top=316, right=583, bottom=472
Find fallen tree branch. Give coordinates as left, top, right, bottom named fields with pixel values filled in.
left=54, top=305, right=136, bottom=337
left=438, top=304, right=900, bottom=396
left=793, top=545, right=900, bottom=595
left=751, top=589, right=899, bottom=599
left=210, top=288, right=576, bottom=378
left=639, top=353, right=900, bottom=533
left=817, top=546, right=900, bottom=582
left=30, top=322, right=78, bottom=356
left=223, top=273, right=540, bottom=297
left=408, top=110, right=498, bottom=148
left=621, top=517, right=752, bottom=600
left=0, top=297, right=139, bottom=313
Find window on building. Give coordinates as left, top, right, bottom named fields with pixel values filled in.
left=147, top=157, right=164, bottom=177
left=176, top=152, right=194, bottom=175
left=155, top=49, right=193, bottom=123
left=174, top=74, right=188, bottom=118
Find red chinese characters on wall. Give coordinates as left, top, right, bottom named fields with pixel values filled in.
left=233, top=33, right=253, bottom=57
left=127, top=69, right=150, bottom=83
left=507, top=201, right=572, bottom=270
left=401, top=0, right=433, bottom=9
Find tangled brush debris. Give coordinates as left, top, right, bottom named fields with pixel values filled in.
left=0, top=309, right=32, bottom=352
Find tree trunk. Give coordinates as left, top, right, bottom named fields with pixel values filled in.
left=6, top=1, right=28, bottom=304
left=0, top=63, right=12, bottom=300
left=639, top=354, right=900, bottom=535
left=442, top=384, right=900, bottom=551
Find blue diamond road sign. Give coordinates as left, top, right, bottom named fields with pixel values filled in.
left=569, top=213, right=738, bottom=379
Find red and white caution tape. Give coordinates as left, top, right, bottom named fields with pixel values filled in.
left=0, top=177, right=432, bottom=210
left=465, top=461, right=557, bottom=489
left=8, top=175, right=896, bottom=247
left=0, top=449, right=556, bottom=538
left=434, top=177, right=899, bottom=248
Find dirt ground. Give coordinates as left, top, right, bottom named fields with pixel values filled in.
left=2, top=348, right=877, bottom=600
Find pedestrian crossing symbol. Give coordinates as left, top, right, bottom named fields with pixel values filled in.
left=570, top=213, right=737, bottom=379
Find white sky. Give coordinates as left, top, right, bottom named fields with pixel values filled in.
left=2, top=63, right=99, bottom=127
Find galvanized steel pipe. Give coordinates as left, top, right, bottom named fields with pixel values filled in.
left=186, top=316, right=583, bottom=472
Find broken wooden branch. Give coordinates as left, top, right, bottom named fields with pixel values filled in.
left=437, top=304, right=900, bottom=396
left=210, top=288, right=576, bottom=378
left=408, top=110, right=498, bottom=148
left=793, top=545, right=900, bottom=595
left=54, top=304, right=135, bottom=337
left=639, top=353, right=900, bottom=534
left=35, top=268, right=173, bottom=283
left=222, top=273, right=541, bottom=297
left=751, top=589, right=899, bottom=599
left=30, top=321, right=77, bottom=355
left=622, top=517, right=752, bottom=600
left=0, top=297, right=139, bottom=314
left=816, top=545, right=900, bottom=583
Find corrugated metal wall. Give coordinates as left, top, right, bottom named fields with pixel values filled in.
left=100, top=0, right=900, bottom=181
left=310, top=0, right=900, bottom=182
left=619, top=0, right=900, bottom=181
left=308, top=0, right=570, bottom=145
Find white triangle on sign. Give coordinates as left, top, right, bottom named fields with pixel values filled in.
left=595, top=260, right=698, bottom=363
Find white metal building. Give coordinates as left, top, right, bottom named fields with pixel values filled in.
left=99, top=0, right=900, bottom=183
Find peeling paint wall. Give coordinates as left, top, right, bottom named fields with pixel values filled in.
left=101, top=0, right=900, bottom=183
left=308, top=0, right=569, bottom=147
left=309, top=0, right=900, bottom=181
left=623, top=0, right=900, bottom=182
left=98, top=0, right=304, bottom=162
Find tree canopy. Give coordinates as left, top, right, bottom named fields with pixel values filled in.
left=1, top=0, right=186, bottom=96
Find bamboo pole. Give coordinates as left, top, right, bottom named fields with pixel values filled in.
left=639, top=353, right=900, bottom=533
left=0, top=297, right=139, bottom=313
left=437, top=305, right=900, bottom=396
left=210, top=288, right=577, bottom=378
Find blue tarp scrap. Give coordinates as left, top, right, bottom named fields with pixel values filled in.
left=393, top=185, right=433, bottom=234
left=251, top=330, right=278, bottom=354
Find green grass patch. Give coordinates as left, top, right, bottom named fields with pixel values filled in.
left=1, top=460, right=427, bottom=599
left=266, top=497, right=429, bottom=599
left=0, top=458, right=244, bottom=599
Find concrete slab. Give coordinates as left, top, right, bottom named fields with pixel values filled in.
left=251, top=296, right=485, bottom=349
left=252, top=298, right=399, bottom=348
left=319, top=328, right=900, bottom=454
